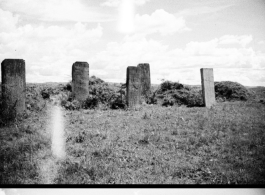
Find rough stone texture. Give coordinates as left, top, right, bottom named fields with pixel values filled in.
left=200, top=68, right=215, bottom=108
left=126, top=66, right=140, bottom=107
left=72, top=62, right=89, bottom=102
left=1, top=59, right=26, bottom=115
left=137, top=63, right=151, bottom=97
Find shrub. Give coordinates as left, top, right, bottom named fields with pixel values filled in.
left=82, top=95, right=99, bottom=109
left=26, top=85, right=46, bottom=112
left=159, top=80, right=184, bottom=92
left=89, top=75, right=105, bottom=85
left=62, top=99, right=81, bottom=110
left=40, top=85, right=64, bottom=99
left=185, top=89, right=203, bottom=107
left=157, top=81, right=203, bottom=107
left=64, top=81, right=72, bottom=92
left=214, top=81, right=250, bottom=101
left=60, top=76, right=127, bottom=110
left=109, top=93, right=127, bottom=109
left=162, top=96, right=174, bottom=107
left=146, top=91, right=158, bottom=104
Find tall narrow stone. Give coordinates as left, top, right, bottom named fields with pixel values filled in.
left=1, top=59, right=26, bottom=116
left=200, top=68, right=215, bottom=108
left=72, top=62, right=89, bottom=102
left=137, top=63, right=151, bottom=97
left=126, top=66, right=140, bottom=108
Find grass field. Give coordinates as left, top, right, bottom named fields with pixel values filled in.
left=0, top=83, right=265, bottom=184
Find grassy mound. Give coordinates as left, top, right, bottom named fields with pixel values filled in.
left=214, top=81, right=250, bottom=101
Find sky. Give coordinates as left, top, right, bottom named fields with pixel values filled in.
left=0, top=0, right=265, bottom=86
left=1, top=189, right=265, bottom=195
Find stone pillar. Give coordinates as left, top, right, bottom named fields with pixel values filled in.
left=72, top=62, right=89, bottom=102
left=137, top=63, right=151, bottom=97
left=200, top=68, right=215, bottom=108
left=1, top=59, right=26, bottom=116
left=126, top=66, right=140, bottom=108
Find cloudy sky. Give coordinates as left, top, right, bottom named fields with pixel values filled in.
left=0, top=0, right=264, bottom=86
left=1, top=189, right=265, bottom=195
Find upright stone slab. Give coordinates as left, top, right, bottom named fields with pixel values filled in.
left=126, top=66, right=140, bottom=108
left=1, top=59, right=26, bottom=116
left=137, top=63, right=151, bottom=97
left=72, top=62, right=89, bottom=102
left=200, top=68, right=215, bottom=108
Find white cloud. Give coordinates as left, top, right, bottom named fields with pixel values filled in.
left=90, top=33, right=265, bottom=86
left=0, top=10, right=103, bottom=82
left=134, top=9, right=191, bottom=36
left=219, top=35, right=253, bottom=47
left=0, top=0, right=264, bottom=86
left=101, top=0, right=120, bottom=7
left=1, top=22, right=262, bottom=85
left=185, top=39, right=219, bottom=55
left=0, top=0, right=112, bottom=22
left=0, top=9, right=19, bottom=32
left=135, top=0, right=151, bottom=6
left=177, top=4, right=235, bottom=17
left=179, top=36, right=257, bottom=69
left=101, top=0, right=151, bottom=7
left=90, top=37, right=169, bottom=83
left=118, top=0, right=135, bottom=33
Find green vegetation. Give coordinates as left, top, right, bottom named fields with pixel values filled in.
left=59, top=76, right=126, bottom=110
left=214, top=81, right=251, bottom=101
left=0, top=79, right=265, bottom=184
left=155, top=80, right=203, bottom=107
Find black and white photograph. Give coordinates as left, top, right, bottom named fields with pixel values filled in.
left=0, top=189, right=264, bottom=195
left=0, top=0, right=265, bottom=184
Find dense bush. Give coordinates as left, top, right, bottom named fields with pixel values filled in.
left=87, top=76, right=126, bottom=109
left=63, top=81, right=72, bottom=92
left=89, top=75, right=105, bottom=85
left=26, top=85, right=46, bottom=112
left=214, top=81, right=250, bottom=101
left=82, top=95, right=100, bottom=109
left=40, top=84, right=65, bottom=99
left=156, top=81, right=203, bottom=107
left=61, top=99, right=81, bottom=110
left=159, top=81, right=185, bottom=92
left=145, top=91, right=158, bottom=105
left=157, top=80, right=251, bottom=107
left=60, top=76, right=126, bottom=110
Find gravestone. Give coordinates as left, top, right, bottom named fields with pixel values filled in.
left=1, top=59, right=26, bottom=116
left=137, top=63, right=151, bottom=97
left=72, top=62, right=89, bottom=102
left=126, top=66, right=140, bottom=107
left=200, top=68, right=215, bottom=108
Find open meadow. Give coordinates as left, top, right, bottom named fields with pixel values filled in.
left=0, top=80, right=265, bottom=184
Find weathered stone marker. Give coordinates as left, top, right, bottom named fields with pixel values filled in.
left=126, top=66, right=140, bottom=107
left=200, top=68, right=215, bottom=108
left=72, top=62, right=89, bottom=102
left=1, top=59, right=26, bottom=116
left=137, top=63, right=151, bottom=97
